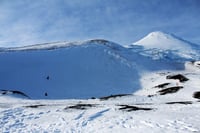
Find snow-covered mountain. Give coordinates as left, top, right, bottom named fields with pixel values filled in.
left=131, top=31, right=200, bottom=61
left=1, top=33, right=200, bottom=132
left=134, top=31, right=195, bottom=50
left=0, top=33, right=199, bottom=99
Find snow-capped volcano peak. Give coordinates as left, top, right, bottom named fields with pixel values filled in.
left=146, top=31, right=171, bottom=38
left=134, top=31, right=192, bottom=50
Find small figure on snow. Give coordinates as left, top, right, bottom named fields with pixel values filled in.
left=46, top=76, right=50, bottom=80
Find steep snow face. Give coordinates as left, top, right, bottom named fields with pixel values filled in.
left=134, top=31, right=192, bottom=50
left=0, top=40, right=140, bottom=99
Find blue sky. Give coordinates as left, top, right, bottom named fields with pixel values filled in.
left=0, top=0, right=200, bottom=47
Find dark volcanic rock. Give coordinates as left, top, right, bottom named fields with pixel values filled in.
left=154, top=83, right=170, bottom=88
left=166, top=101, right=192, bottom=105
left=193, top=91, right=200, bottom=99
left=157, top=86, right=183, bottom=95
left=118, top=105, right=153, bottom=112
left=0, top=90, right=30, bottom=98
left=166, top=74, right=189, bottom=82
left=65, top=104, right=96, bottom=110
left=24, top=104, right=46, bottom=108
left=99, top=94, right=132, bottom=100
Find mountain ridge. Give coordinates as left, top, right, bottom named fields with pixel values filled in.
left=0, top=39, right=123, bottom=52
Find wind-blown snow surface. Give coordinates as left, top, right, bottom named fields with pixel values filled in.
left=1, top=32, right=200, bottom=132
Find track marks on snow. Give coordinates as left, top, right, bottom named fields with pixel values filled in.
left=88, top=109, right=110, bottom=121
left=166, top=120, right=199, bottom=132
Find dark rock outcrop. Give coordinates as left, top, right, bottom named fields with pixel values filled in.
left=0, top=90, right=30, bottom=98
left=154, top=83, right=170, bottom=88
left=166, top=74, right=189, bottom=82
left=193, top=91, right=200, bottom=99
left=166, top=101, right=192, bottom=105
left=99, top=94, right=131, bottom=100
left=118, top=105, right=153, bottom=112
left=65, top=104, right=96, bottom=110
left=157, top=86, right=183, bottom=95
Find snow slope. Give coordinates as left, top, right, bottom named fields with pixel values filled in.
left=0, top=38, right=189, bottom=99
left=0, top=39, right=141, bottom=99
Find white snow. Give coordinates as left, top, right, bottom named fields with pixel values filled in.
left=0, top=68, right=200, bottom=132
left=0, top=32, right=200, bottom=132
left=185, top=61, right=200, bottom=72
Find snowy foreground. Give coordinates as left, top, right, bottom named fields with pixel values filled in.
left=1, top=69, right=200, bottom=133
